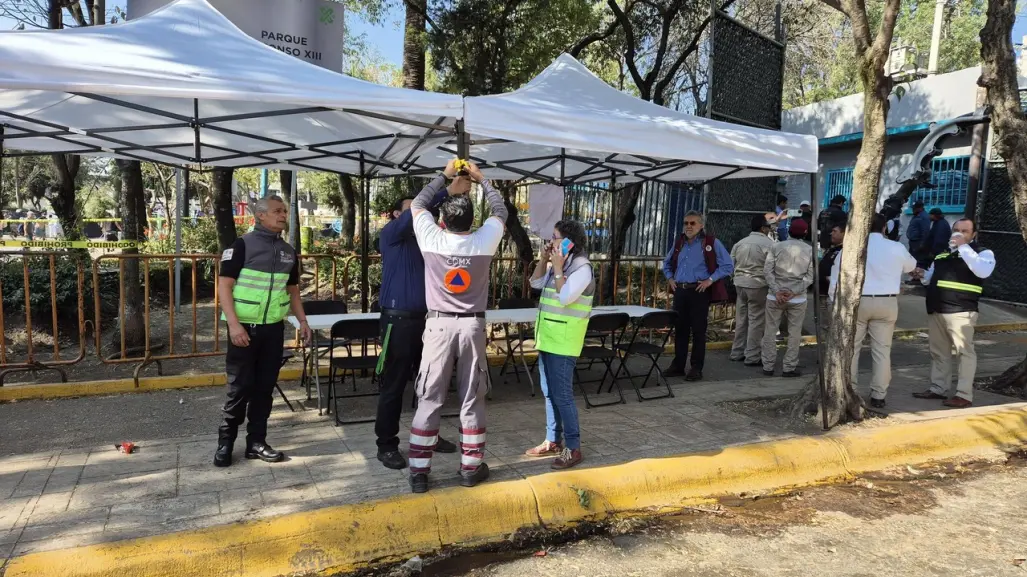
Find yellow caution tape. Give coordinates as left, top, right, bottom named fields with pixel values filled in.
left=0, top=240, right=139, bottom=249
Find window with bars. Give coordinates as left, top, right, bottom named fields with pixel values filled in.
left=824, top=168, right=853, bottom=208
left=907, top=156, right=970, bottom=213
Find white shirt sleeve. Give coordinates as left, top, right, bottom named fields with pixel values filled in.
left=958, top=245, right=997, bottom=279
left=474, top=217, right=506, bottom=255
left=828, top=250, right=842, bottom=302
left=558, top=265, right=593, bottom=306
left=529, top=264, right=551, bottom=290
left=412, top=211, right=442, bottom=252
left=899, top=244, right=917, bottom=273
left=921, top=263, right=935, bottom=285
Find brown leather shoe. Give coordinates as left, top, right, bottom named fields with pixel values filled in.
left=551, top=448, right=583, bottom=470
left=525, top=440, right=562, bottom=457
left=912, top=390, right=946, bottom=400
left=942, top=396, right=972, bottom=408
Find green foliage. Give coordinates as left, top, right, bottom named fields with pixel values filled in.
left=427, top=0, right=602, bottom=95
left=783, top=0, right=986, bottom=108
left=0, top=255, right=116, bottom=322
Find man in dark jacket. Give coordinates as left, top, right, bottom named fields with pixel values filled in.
left=906, top=201, right=930, bottom=265
left=375, top=191, right=458, bottom=470
left=817, top=195, right=847, bottom=249
left=922, top=208, right=952, bottom=259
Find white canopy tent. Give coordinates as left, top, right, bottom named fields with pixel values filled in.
left=414, top=54, right=818, bottom=185
left=0, top=0, right=462, bottom=176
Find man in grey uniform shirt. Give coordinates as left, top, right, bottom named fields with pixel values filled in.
left=407, top=159, right=507, bottom=494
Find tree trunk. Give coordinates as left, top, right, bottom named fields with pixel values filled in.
left=338, top=174, right=357, bottom=250
left=604, top=183, right=642, bottom=306
left=791, top=0, right=902, bottom=426
left=497, top=182, right=534, bottom=264
left=402, top=0, right=427, bottom=90
left=49, top=154, right=81, bottom=241
left=114, top=159, right=147, bottom=349
left=280, top=169, right=299, bottom=248
left=978, top=0, right=1027, bottom=394
left=212, top=168, right=237, bottom=251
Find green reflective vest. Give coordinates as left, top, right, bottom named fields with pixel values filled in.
left=535, top=255, right=594, bottom=357
left=223, top=228, right=295, bottom=325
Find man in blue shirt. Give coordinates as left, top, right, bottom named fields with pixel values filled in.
left=375, top=191, right=457, bottom=470
left=906, top=201, right=931, bottom=266
left=775, top=195, right=789, bottom=241
left=662, top=211, right=735, bottom=381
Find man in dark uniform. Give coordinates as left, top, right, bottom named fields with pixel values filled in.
left=214, top=195, right=311, bottom=467
left=375, top=193, right=458, bottom=470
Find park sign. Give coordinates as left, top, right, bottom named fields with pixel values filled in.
left=126, top=0, right=344, bottom=71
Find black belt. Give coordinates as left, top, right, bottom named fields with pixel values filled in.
left=677, top=283, right=699, bottom=289
left=381, top=308, right=426, bottom=319
left=864, top=294, right=897, bottom=298
left=427, top=310, right=485, bottom=319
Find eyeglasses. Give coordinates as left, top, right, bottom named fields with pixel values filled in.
left=684, top=220, right=701, bottom=226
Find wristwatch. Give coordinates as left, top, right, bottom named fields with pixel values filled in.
left=554, top=273, right=563, bottom=279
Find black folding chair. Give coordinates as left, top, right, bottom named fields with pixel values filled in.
left=496, top=297, right=537, bottom=395
left=574, top=312, right=630, bottom=408
left=299, top=299, right=349, bottom=400
left=327, top=318, right=381, bottom=425
left=613, top=311, right=677, bottom=402
left=277, top=351, right=299, bottom=412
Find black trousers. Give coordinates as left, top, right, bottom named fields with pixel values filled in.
left=671, top=286, right=711, bottom=371
left=375, top=313, right=425, bottom=452
left=219, top=322, right=285, bottom=447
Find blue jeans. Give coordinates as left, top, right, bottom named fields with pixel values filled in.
left=538, top=352, right=581, bottom=450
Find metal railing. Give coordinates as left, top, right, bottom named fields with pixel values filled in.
left=1, top=251, right=703, bottom=386
left=0, top=252, right=88, bottom=384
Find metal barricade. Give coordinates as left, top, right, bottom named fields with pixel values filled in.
left=92, top=253, right=224, bottom=385
left=0, top=252, right=88, bottom=384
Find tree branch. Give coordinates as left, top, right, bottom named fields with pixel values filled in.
left=607, top=0, right=647, bottom=97
left=842, top=0, right=873, bottom=55
left=568, top=9, right=626, bottom=57
left=819, top=0, right=843, bottom=13
left=652, top=0, right=737, bottom=101
left=642, top=0, right=681, bottom=89
left=869, top=0, right=902, bottom=65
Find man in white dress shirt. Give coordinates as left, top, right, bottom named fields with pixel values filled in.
left=830, top=214, right=917, bottom=408
left=911, top=218, right=996, bottom=408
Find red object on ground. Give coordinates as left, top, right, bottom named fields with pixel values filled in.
left=533, top=551, right=547, bottom=557
left=116, top=442, right=136, bottom=454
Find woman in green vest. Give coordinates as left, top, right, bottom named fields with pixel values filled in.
left=524, top=220, right=594, bottom=470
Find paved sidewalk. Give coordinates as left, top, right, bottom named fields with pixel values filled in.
left=0, top=341, right=1025, bottom=568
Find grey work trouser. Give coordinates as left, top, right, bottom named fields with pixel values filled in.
left=730, top=286, right=768, bottom=363
left=762, top=299, right=807, bottom=372
left=408, top=316, right=489, bottom=475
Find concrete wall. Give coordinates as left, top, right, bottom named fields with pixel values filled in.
left=782, top=67, right=983, bottom=139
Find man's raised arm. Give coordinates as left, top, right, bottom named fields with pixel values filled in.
left=467, top=163, right=507, bottom=228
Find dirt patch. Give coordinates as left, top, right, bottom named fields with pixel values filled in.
left=975, top=375, right=1027, bottom=400
left=717, top=397, right=890, bottom=436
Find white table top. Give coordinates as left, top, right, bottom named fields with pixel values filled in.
left=289, top=305, right=665, bottom=330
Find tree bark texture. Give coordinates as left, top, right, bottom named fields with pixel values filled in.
left=978, top=0, right=1027, bottom=394
left=497, top=182, right=534, bottom=264
left=280, top=169, right=300, bottom=248
left=114, top=159, right=147, bottom=349
left=212, top=168, right=237, bottom=251
left=402, top=0, right=427, bottom=90
left=49, top=153, right=81, bottom=241
left=793, top=0, right=902, bottom=426
left=338, top=174, right=357, bottom=250
left=605, top=183, right=642, bottom=306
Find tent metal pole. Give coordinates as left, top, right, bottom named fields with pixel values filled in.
left=609, top=170, right=617, bottom=306
left=559, top=148, right=566, bottom=186
left=360, top=153, right=370, bottom=313
left=174, top=168, right=185, bottom=313
left=809, top=175, right=828, bottom=430
left=455, top=120, right=468, bottom=159
left=192, top=99, right=201, bottom=165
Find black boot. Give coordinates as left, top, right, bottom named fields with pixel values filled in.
left=214, top=444, right=233, bottom=468
left=245, top=442, right=285, bottom=463
left=460, top=463, right=490, bottom=488
left=377, top=450, right=408, bottom=470
left=409, top=473, right=428, bottom=494
left=435, top=436, right=458, bottom=454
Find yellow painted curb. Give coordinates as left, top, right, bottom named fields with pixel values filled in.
left=2, top=321, right=1024, bottom=402
left=6, top=406, right=1027, bottom=577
